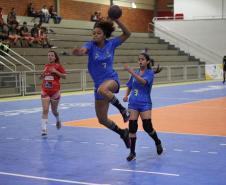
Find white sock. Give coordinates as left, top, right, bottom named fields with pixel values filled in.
left=41, top=119, right=48, bottom=130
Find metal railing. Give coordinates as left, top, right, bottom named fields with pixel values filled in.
left=0, top=42, right=36, bottom=72
left=0, top=42, right=37, bottom=94
left=0, top=65, right=206, bottom=98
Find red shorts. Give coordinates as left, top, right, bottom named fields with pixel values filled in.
left=41, top=90, right=61, bottom=100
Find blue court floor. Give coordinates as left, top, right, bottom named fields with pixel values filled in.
left=0, top=80, right=226, bottom=185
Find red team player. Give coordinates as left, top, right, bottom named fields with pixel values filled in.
left=40, top=50, right=66, bottom=136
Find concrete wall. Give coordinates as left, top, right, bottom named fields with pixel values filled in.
left=174, top=0, right=226, bottom=19
left=154, top=19, right=225, bottom=64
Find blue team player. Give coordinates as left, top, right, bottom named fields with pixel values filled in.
left=72, top=19, right=131, bottom=148
left=123, top=52, right=163, bottom=161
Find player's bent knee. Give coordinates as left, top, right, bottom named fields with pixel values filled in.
left=129, top=120, right=138, bottom=134
left=142, top=119, right=153, bottom=133
left=98, top=117, right=108, bottom=125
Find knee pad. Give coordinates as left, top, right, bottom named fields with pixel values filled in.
left=142, top=119, right=153, bottom=133
left=129, top=120, right=138, bottom=134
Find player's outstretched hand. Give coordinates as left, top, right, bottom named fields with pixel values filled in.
left=72, top=47, right=87, bottom=56
left=123, top=96, right=128, bottom=102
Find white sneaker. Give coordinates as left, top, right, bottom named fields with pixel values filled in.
left=41, top=122, right=47, bottom=136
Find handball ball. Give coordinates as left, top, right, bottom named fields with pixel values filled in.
left=108, top=5, right=122, bottom=20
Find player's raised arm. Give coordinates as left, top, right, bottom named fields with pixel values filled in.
left=114, top=19, right=131, bottom=43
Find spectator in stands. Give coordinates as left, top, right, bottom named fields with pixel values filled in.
left=123, top=52, right=163, bottom=161
left=49, top=5, right=62, bottom=24
left=40, top=5, right=50, bottom=23
left=0, top=7, right=3, bottom=22
left=19, top=21, right=34, bottom=47
left=7, top=8, right=18, bottom=25
left=97, top=11, right=104, bottom=21
left=90, top=11, right=98, bottom=22
left=0, top=19, right=9, bottom=42
left=72, top=19, right=131, bottom=149
left=27, top=2, right=40, bottom=22
left=39, top=26, right=54, bottom=48
left=90, top=11, right=104, bottom=22
left=27, top=2, right=37, bottom=17
left=40, top=50, right=66, bottom=136
left=30, top=23, right=42, bottom=46
left=223, top=55, right=226, bottom=84
left=8, top=21, right=21, bottom=47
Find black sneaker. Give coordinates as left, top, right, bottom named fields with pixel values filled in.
left=127, top=152, right=136, bottom=161
left=41, top=129, right=47, bottom=136
left=156, top=142, right=163, bottom=155
left=120, top=128, right=130, bottom=148
left=121, top=110, right=130, bottom=123
left=56, top=121, right=61, bottom=129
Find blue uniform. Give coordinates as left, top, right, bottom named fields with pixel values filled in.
left=126, top=69, right=154, bottom=112
left=83, top=37, right=122, bottom=100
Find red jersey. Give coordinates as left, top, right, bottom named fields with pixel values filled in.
left=41, top=63, right=66, bottom=94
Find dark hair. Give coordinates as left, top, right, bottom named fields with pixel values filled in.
left=94, top=20, right=115, bottom=38
left=140, top=53, right=151, bottom=69
left=140, top=52, right=162, bottom=73
left=48, top=50, right=60, bottom=63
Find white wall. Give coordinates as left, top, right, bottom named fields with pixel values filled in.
left=72, top=0, right=154, bottom=10
left=174, top=0, right=226, bottom=19
left=153, top=0, right=226, bottom=64
left=154, top=19, right=225, bottom=64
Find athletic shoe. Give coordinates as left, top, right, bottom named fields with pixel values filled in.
left=127, top=152, right=136, bottom=161
left=156, top=142, right=163, bottom=155
left=41, top=121, right=47, bottom=136
left=121, top=109, right=130, bottom=123
left=56, top=121, right=61, bottom=129
left=120, top=128, right=130, bottom=148
left=41, top=129, right=47, bottom=136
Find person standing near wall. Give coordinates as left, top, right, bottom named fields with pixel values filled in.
left=223, top=55, right=226, bottom=84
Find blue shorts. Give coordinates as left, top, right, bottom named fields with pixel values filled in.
left=94, top=79, right=120, bottom=100
left=128, top=102, right=152, bottom=112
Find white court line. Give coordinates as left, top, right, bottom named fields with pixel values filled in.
left=220, top=143, right=226, bottom=146
left=96, top=142, right=104, bottom=145
left=112, top=168, right=179, bottom=177
left=173, top=149, right=183, bottom=152
left=208, top=152, right=218, bottom=154
left=0, top=172, right=110, bottom=185
left=190, top=150, right=200, bottom=153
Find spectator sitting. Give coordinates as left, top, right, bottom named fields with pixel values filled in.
left=90, top=11, right=98, bottom=22
left=19, top=21, right=34, bottom=47
left=97, top=11, right=104, bottom=21
left=40, top=5, right=50, bottom=23
left=7, top=7, right=18, bottom=25
left=27, top=2, right=40, bottom=22
left=30, top=23, right=42, bottom=46
left=0, top=7, right=3, bottom=22
left=8, top=21, right=21, bottom=47
left=27, top=2, right=38, bottom=17
left=39, top=26, right=55, bottom=48
left=49, top=5, right=62, bottom=24
left=0, top=19, right=9, bottom=43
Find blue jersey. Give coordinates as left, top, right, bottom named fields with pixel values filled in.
left=126, top=69, right=154, bottom=109
left=83, top=37, right=122, bottom=88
